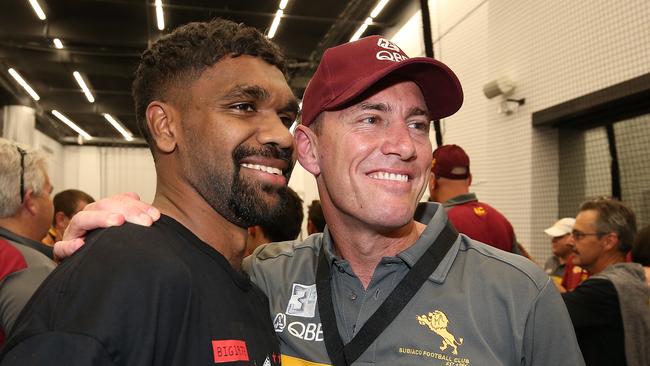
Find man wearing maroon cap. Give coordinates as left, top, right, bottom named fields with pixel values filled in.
left=55, top=35, right=583, bottom=366
left=422, top=144, right=521, bottom=254
left=247, top=36, right=581, bottom=366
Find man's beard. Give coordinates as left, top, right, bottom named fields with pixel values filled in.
left=189, top=143, right=293, bottom=228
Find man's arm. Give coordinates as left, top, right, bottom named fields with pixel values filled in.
left=2, top=333, right=117, bottom=366
left=2, top=227, right=191, bottom=365
left=522, top=278, right=585, bottom=365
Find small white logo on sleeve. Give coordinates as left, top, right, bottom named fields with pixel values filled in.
left=286, top=283, right=317, bottom=318
left=273, top=313, right=286, bottom=333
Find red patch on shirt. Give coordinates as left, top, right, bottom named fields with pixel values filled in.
left=212, top=340, right=249, bottom=363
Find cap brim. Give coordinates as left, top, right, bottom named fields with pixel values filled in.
left=544, top=227, right=569, bottom=237
left=322, top=57, right=463, bottom=120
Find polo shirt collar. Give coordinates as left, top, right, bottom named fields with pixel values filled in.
left=319, top=202, right=460, bottom=284
left=397, top=202, right=460, bottom=283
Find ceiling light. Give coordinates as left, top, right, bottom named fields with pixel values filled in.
left=267, top=10, right=283, bottom=39
left=370, top=0, right=390, bottom=18
left=73, top=71, right=95, bottom=103
left=102, top=113, right=134, bottom=141
left=28, top=0, right=46, bottom=20
left=350, top=18, right=372, bottom=42
left=155, top=0, right=165, bottom=30
left=53, top=38, right=63, bottom=49
left=52, top=110, right=92, bottom=140
left=7, top=68, right=40, bottom=101
left=279, top=0, right=289, bottom=10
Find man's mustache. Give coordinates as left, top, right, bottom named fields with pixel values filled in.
left=233, top=145, right=293, bottom=170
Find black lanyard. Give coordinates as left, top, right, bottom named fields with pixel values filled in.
left=316, top=222, right=458, bottom=366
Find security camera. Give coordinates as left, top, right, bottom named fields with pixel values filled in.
left=483, top=77, right=516, bottom=99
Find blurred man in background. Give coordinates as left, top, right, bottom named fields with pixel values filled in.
left=306, top=199, right=325, bottom=235
left=562, top=197, right=649, bottom=366
left=0, top=138, right=56, bottom=347
left=42, top=189, right=95, bottom=246
left=543, top=217, right=575, bottom=284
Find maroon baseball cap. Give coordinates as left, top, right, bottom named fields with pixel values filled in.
left=301, top=35, right=463, bottom=126
left=432, top=144, right=470, bottom=179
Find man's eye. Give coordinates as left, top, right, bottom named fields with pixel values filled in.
left=361, top=116, right=377, bottom=124
left=280, top=115, right=295, bottom=128
left=408, top=120, right=431, bottom=132
left=232, top=103, right=256, bottom=112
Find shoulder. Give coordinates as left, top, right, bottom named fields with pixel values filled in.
left=245, top=234, right=322, bottom=264
left=0, top=239, right=28, bottom=281
left=243, top=234, right=322, bottom=287
left=456, top=235, right=549, bottom=290
left=563, top=277, right=617, bottom=301
left=57, top=221, right=194, bottom=289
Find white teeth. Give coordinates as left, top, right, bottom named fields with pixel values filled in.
left=369, top=171, right=408, bottom=182
left=241, top=163, right=282, bottom=175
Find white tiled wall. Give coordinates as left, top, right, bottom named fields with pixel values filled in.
left=387, top=0, right=650, bottom=261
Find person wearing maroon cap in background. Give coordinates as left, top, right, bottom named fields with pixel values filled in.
left=53, top=35, right=584, bottom=366
left=417, top=144, right=533, bottom=259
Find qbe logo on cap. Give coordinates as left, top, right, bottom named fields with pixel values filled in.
left=376, top=38, right=408, bottom=62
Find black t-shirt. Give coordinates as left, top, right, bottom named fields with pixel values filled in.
left=562, top=278, right=626, bottom=366
left=1, top=215, right=280, bottom=366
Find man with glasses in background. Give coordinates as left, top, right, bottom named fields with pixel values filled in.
left=562, top=197, right=650, bottom=366
left=0, top=138, right=55, bottom=347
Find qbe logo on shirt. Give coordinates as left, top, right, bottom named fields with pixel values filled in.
left=285, top=283, right=317, bottom=318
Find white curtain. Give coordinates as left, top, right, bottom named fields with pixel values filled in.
left=62, top=146, right=156, bottom=202
left=2, top=105, right=36, bottom=145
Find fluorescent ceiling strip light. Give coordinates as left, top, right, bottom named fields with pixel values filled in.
left=73, top=71, right=95, bottom=103
left=28, top=0, right=46, bottom=20
left=267, top=10, right=283, bottom=39
left=370, top=0, right=390, bottom=18
left=53, top=38, right=63, bottom=49
left=279, top=0, right=289, bottom=10
left=350, top=18, right=372, bottom=42
left=155, top=0, right=165, bottom=30
left=102, top=113, right=134, bottom=141
left=52, top=110, right=92, bottom=140
left=7, top=68, right=40, bottom=101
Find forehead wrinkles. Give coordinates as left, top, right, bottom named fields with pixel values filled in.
left=340, top=101, right=429, bottom=120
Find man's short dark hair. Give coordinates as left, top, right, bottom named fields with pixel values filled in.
left=579, top=197, right=637, bottom=253
left=632, top=225, right=650, bottom=266
left=307, top=200, right=326, bottom=233
left=259, top=188, right=304, bottom=242
left=132, top=18, right=287, bottom=151
left=52, top=189, right=95, bottom=225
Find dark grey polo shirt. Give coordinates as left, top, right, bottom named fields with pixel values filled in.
left=244, top=202, right=584, bottom=366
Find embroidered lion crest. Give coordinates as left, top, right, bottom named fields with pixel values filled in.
left=417, top=310, right=464, bottom=355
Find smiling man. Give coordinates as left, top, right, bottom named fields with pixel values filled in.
left=244, top=36, right=584, bottom=366
left=1, top=19, right=296, bottom=366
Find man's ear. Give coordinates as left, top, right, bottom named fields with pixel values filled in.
left=467, top=173, right=473, bottom=186
left=247, top=226, right=257, bottom=238
left=21, top=189, right=41, bottom=217
left=54, top=211, right=68, bottom=231
left=428, top=172, right=436, bottom=193
left=146, top=101, right=179, bottom=153
left=294, top=125, right=321, bottom=176
left=603, top=232, right=620, bottom=251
